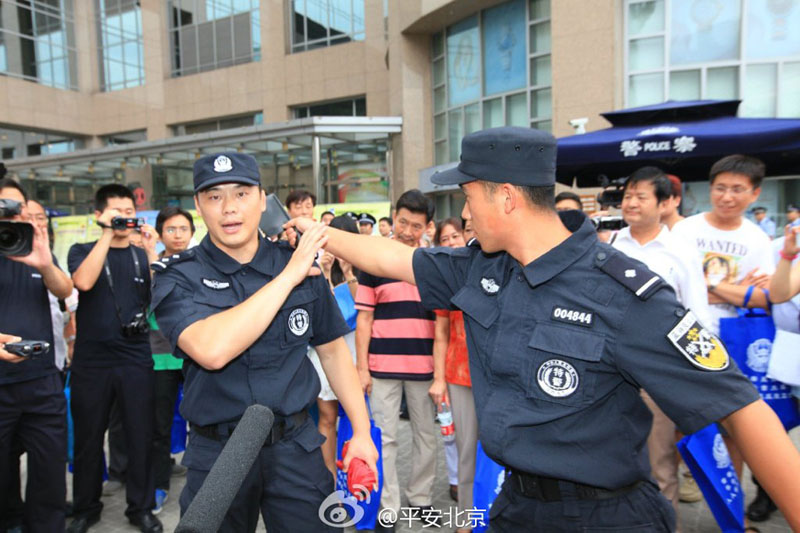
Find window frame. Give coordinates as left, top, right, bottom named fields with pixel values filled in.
left=624, top=0, right=800, bottom=117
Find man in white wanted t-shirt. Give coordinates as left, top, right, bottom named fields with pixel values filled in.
left=672, top=155, right=774, bottom=336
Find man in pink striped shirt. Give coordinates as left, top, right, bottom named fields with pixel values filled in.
left=355, top=189, right=437, bottom=532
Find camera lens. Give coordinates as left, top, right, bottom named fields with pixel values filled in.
left=0, top=225, right=21, bottom=249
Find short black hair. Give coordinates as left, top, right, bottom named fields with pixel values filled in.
left=379, top=216, right=392, bottom=225
left=709, top=155, right=765, bottom=188
left=395, top=189, right=434, bottom=223
left=624, top=166, right=672, bottom=204
left=285, top=189, right=316, bottom=208
left=156, top=206, right=195, bottom=236
left=434, top=217, right=463, bottom=245
left=328, top=215, right=360, bottom=286
left=483, top=182, right=555, bottom=212
left=0, top=177, right=28, bottom=203
left=554, top=191, right=583, bottom=210
left=95, top=184, right=135, bottom=212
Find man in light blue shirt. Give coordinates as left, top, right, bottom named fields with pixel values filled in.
left=753, top=206, right=776, bottom=238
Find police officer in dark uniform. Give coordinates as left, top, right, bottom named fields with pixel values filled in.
left=286, top=128, right=800, bottom=531
left=151, top=153, right=378, bottom=533
left=0, top=178, right=73, bottom=532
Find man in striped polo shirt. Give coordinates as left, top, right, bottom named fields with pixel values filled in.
left=355, top=189, right=437, bottom=532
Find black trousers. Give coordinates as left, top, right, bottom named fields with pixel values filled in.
left=107, top=396, right=128, bottom=483
left=153, top=369, right=183, bottom=491
left=71, top=364, right=155, bottom=519
left=487, top=477, right=675, bottom=533
left=180, top=417, right=336, bottom=533
left=0, top=373, right=67, bottom=533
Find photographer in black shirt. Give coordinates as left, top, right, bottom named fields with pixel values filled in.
left=0, top=178, right=73, bottom=533
left=67, top=185, right=162, bottom=533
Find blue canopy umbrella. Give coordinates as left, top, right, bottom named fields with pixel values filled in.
left=556, top=100, right=800, bottom=187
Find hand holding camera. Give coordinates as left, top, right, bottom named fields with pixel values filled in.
left=0, top=333, right=24, bottom=363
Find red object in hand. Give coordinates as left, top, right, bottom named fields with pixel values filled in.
left=336, top=441, right=378, bottom=501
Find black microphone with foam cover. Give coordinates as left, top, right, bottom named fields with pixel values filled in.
left=175, top=404, right=274, bottom=533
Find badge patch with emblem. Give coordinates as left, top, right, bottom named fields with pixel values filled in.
left=480, top=277, right=500, bottom=294
left=202, top=278, right=230, bottom=290
left=551, top=306, right=593, bottom=327
left=667, top=310, right=729, bottom=371
left=288, top=308, right=310, bottom=336
left=537, top=359, right=580, bottom=397
left=213, top=155, right=233, bottom=173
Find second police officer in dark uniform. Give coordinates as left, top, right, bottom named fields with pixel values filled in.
left=285, top=127, right=800, bottom=531
left=150, top=153, right=378, bottom=532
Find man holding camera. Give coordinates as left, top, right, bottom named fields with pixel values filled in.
left=67, top=185, right=162, bottom=533
left=0, top=178, right=73, bottom=532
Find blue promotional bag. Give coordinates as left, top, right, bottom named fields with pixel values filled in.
left=64, top=371, right=74, bottom=465
left=170, top=382, right=187, bottom=454
left=334, top=397, right=383, bottom=530
left=472, top=441, right=507, bottom=533
left=719, top=287, right=800, bottom=430
left=677, top=424, right=744, bottom=533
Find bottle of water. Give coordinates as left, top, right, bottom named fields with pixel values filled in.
left=438, top=402, right=456, bottom=443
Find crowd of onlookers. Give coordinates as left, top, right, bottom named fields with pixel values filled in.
left=1, top=150, right=800, bottom=533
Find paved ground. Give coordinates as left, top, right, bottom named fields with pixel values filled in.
left=35, top=423, right=796, bottom=531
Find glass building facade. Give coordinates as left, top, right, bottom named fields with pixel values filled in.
left=431, top=0, right=552, bottom=165
left=168, top=0, right=261, bottom=76
left=96, top=0, right=145, bottom=91
left=290, top=0, right=365, bottom=53
left=626, top=0, right=800, bottom=117
left=0, top=0, right=78, bottom=90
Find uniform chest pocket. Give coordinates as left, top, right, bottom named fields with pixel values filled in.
left=277, top=288, right=317, bottom=348
left=525, top=323, right=605, bottom=407
left=192, top=288, right=239, bottom=311
left=451, top=286, right=500, bottom=354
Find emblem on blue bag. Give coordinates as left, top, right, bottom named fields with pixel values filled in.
left=667, top=310, right=729, bottom=371
left=712, top=433, right=731, bottom=469
left=480, top=277, right=500, bottom=294
left=537, top=359, right=579, bottom=398
left=745, top=338, right=772, bottom=373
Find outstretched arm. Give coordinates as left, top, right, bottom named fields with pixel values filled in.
left=770, top=226, right=800, bottom=303
left=285, top=218, right=416, bottom=285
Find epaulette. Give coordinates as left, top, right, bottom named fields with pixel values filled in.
left=595, top=249, right=665, bottom=300
left=151, top=248, right=196, bottom=272
left=467, top=237, right=481, bottom=249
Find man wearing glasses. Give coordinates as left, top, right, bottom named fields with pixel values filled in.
left=671, top=154, right=777, bottom=522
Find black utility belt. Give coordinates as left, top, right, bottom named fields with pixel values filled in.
left=191, top=410, right=308, bottom=446
left=510, top=471, right=643, bottom=502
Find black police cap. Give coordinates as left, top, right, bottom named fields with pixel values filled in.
left=432, top=127, right=556, bottom=187
left=194, top=152, right=261, bottom=193
left=357, top=213, right=376, bottom=225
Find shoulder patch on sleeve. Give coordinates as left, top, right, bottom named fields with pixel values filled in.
left=596, top=250, right=665, bottom=300
left=151, top=248, right=196, bottom=272
left=667, top=310, right=730, bottom=371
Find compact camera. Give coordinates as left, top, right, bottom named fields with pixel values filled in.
left=122, top=312, right=150, bottom=337
left=0, top=199, right=34, bottom=257
left=4, top=340, right=50, bottom=358
left=111, top=217, right=144, bottom=230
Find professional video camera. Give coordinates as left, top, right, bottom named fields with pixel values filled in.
left=0, top=199, right=34, bottom=257
left=593, top=175, right=627, bottom=232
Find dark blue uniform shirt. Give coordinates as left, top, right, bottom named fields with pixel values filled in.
left=68, top=243, right=151, bottom=367
left=412, top=211, right=759, bottom=489
left=0, top=257, right=56, bottom=384
left=151, top=235, right=349, bottom=426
